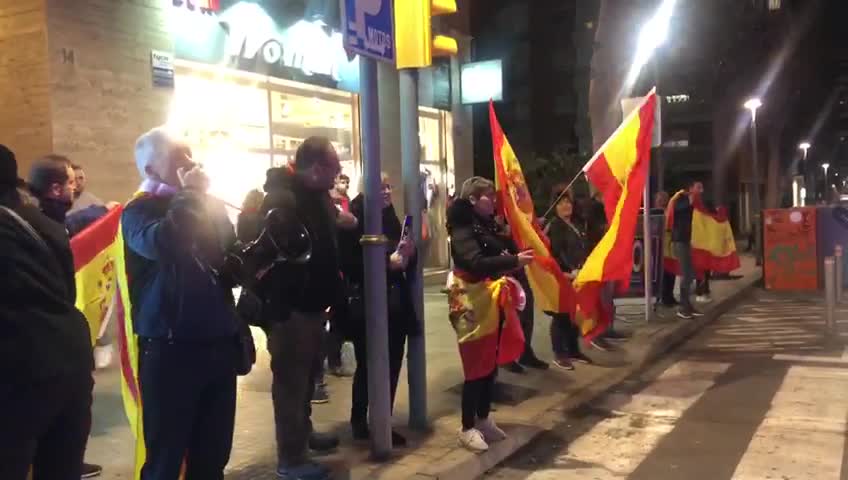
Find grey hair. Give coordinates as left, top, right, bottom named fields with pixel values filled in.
left=459, top=176, right=495, bottom=200
left=134, top=127, right=178, bottom=179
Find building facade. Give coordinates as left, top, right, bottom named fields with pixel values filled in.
left=0, top=0, right=475, bottom=269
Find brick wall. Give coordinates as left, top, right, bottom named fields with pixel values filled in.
left=0, top=0, right=52, bottom=175
left=45, top=0, right=174, bottom=202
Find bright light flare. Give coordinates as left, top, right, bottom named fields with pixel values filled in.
left=625, top=0, right=677, bottom=88
left=799, top=141, right=811, bottom=150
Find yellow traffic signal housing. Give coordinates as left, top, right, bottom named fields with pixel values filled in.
left=395, top=0, right=458, bottom=69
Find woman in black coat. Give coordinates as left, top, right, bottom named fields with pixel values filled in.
left=337, top=173, right=418, bottom=447
left=446, top=176, right=534, bottom=453
left=546, top=191, right=593, bottom=370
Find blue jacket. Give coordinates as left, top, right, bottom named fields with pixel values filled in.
left=121, top=193, right=238, bottom=341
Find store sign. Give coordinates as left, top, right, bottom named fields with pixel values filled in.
left=174, top=1, right=360, bottom=92
left=224, top=17, right=350, bottom=81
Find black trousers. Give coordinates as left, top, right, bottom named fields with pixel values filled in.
left=138, top=339, right=238, bottom=480
left=549, top=313, right=580, bottom=357
left=461, top=370, right=496, bottom=430
left=350, top=321, right=406, bottom=425
left=661, top=269, right=677, bottom=304
left=0, top=370, right=92, bottom=480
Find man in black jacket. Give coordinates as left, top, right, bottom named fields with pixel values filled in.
left=123, top=128, right=241, bottom=480
left=259, top=137, right=348, bottom=480
left=0, top=145, right=94, bottom=480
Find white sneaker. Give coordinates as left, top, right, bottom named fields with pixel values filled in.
left=695, top=295, right=713, bottom=303
left=475, top=418, right=507, bottom=443
left=458, top=428, right=489, bottom=452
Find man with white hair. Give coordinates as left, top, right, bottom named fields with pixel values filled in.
left=122, top=127, right=240, bottom=479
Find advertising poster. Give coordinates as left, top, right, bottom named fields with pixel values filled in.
left=816, top=206, right=848, bottom=288
left=763, top=208, right=818, bottom=290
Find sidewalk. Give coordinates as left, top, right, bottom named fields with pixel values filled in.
left=85, top=256, right=760, bottom=479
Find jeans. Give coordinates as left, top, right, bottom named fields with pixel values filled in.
left=461, top=370, right=496, bottom=430
left=549, top=313, right=580, bottom=357
left=138, top=339, right=238, bottom=480
left=0, top=370, right=93, bottom=480
left=350, top=319, right=406, bottom=426
left=270, top=311, right=326, bottom=468
left=673, top=242, right=695, bottom=313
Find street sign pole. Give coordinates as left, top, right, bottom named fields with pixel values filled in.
left=341, top=0, right=396, bottom=460
left=399, top=67, right=428, bottom=430
left=359, top=55, right=392, bottom=460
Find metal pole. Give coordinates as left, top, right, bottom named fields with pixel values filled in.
left=399, top=68, right=428, bottom=430
left=359, top=57, right=392, bottom=460
left=643, top=186, right=653, bottom=321
left=836, top=245, right=844, bottom=303
left=825, top=257, right=836, bottom=334
left=750, top=113, right=762, bottom=266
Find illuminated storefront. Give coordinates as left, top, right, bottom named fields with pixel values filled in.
left=167, top=0, right=458, bottom=268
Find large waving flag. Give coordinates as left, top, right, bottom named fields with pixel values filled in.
left=70, top=206, right=123, bottom=345
left=664, top=191, right=740, bottom=275
left=574, top=90, right=656, bottom=328
left=490, top=103, right=576, bottom=317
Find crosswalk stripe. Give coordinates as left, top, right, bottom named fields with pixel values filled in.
left=515, top=361, right=730, bottom=479
left=730, top=366, right=848, bottom=479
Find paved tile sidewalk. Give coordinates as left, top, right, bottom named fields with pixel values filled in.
left=85, top=256, right=760, bottom=479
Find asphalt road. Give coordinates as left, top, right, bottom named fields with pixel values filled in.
left=485, top=290, right=848, bottom=480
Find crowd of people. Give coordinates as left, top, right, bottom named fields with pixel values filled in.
left=0, top=129, right=713, bottom=479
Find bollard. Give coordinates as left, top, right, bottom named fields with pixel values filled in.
left=836, top=245, right=844, bottom=303
left=825, top=257, right=836, bottom=333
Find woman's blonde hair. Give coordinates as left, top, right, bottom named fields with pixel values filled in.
left=241, top=189, right=265, bottom=211
left=459, top=176, right=495, bottom=200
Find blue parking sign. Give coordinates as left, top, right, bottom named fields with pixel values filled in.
left=340, top=0, right=395, bottom=63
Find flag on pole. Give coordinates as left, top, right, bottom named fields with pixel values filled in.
left=490, top=102, right=577, bottom=318
left=664, top=191, right=740, bottom=276
left=574, top=90, right=657, bottom=331
left=70, top=206, right=123, bottom=346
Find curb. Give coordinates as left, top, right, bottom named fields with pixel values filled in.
left=426, top=273, right=762, bottom=480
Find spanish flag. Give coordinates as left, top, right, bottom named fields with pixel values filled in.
left=114, top=193, right=186, bottom=480
left=664, top=191, right=740, bottom=275
left=490, top=102, right=576, bottom=316
left=574, top=90, right=656, bottom=331
left=70, top=206, right=123, bottom=346
left=448, top=271, right=526, bottom=380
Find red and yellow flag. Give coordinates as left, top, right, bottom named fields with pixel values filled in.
left=490, top=102, right=576, bottom=316
left=664, top=191, right=740, bottom=275
left=70, top=206, right=123, bottom=346
left=447, top=271, right=526, bottom=380
left=574, top=91, right=656, bottom=330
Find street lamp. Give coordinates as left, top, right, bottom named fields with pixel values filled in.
left=625, top=0, right=676, bottom=89
left=795, top=141, right=811, bottom=207
left=744, top=97, right=762, bottom=264
left=822, top=163, right=831, bottom=202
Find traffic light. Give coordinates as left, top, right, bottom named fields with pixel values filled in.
left=394, top=0, right=459, bottom=69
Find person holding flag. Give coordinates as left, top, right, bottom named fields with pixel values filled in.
left=120, top=128, right=241, bottom=479
left=446, top=176, right=534, bottom=452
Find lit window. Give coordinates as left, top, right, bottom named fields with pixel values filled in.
left=768, top=0, right=781, bottom=11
